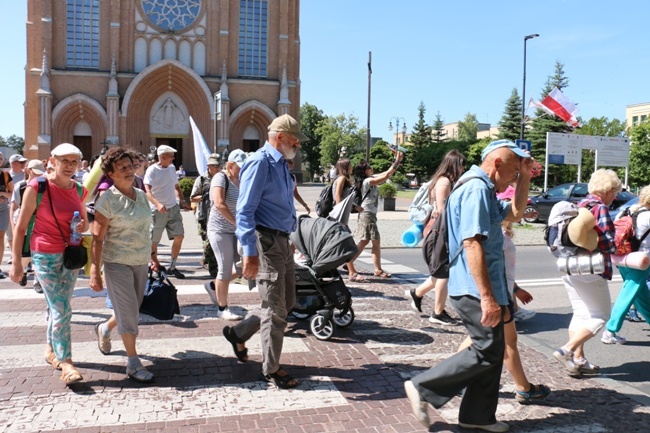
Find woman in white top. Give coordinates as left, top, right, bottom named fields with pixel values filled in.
left=90, top=147, right=157, bottom=383
left=406, top=150, right=465, bottom=325
left=602, top=185, right=650, bottom=342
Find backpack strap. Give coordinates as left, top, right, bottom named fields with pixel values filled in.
left=446, top=174, right=490, bottom=264
left=633, top=208, right=650, bottom=244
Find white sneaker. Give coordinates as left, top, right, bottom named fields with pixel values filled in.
left=216, top=308, right=242, bottom=321
left=601, top=330, right=627, bottom=345
left=514, top=308, right=536, bottom=322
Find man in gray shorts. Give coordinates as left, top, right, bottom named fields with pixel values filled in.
left=144, top=145, right=191, bottom=279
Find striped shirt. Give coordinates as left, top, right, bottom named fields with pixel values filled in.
left=208, top=172, right=239, bottom=234
left=579, top=194, right=616, bottom=280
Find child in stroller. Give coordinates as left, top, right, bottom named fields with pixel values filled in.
left=289, top=215, right=358, bottom=340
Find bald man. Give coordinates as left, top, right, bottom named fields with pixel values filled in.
left=405, top=140, right=533, bottom=432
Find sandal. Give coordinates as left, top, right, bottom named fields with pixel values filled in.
left=127, top=365, right=155, bottom=383
left=374, top=270, right=392, bottom=278
left=262, top=368, right=299, bottom=389
left=61, top=368, right=83, bottom=386
left=44, top=352, right=62, bottom=370
left=515, top=383, right=550, bottom=404
left=223, top=326, right=248, bottom=362
left=348, top=273, right=368, bottom=283
left=574, top=357, right=600, bottom=374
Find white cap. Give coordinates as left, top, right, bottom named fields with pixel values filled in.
left=157, top=145, right=177, bottom=156
left=228, top=149, right=248, bottom=167
left=9, top=154, right=28, bottom=163
left=51, top=143, right=83, bottom=158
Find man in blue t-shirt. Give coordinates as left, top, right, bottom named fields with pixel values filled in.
left=405, top=140, right=533, bottom=432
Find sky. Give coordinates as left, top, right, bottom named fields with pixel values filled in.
left=2, top=1, right=650, bottom=141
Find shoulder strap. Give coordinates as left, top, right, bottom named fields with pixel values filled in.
left=45, top=181, right=69, bottom=246
left=220, top=172, right=230, bottom=195
left=633, top=209, right=650, bottom=244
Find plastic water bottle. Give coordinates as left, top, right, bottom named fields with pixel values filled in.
left=388, top=143, right=409, bottom=153
left=69, top=211, right=82, bottom=246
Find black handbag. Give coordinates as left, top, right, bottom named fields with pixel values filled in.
left=47, top=181, right=88, bottom=270
left=139, top=269, right=180, bottom=320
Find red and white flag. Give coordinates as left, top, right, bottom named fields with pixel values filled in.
left=529, top=87, right=581, bottom=128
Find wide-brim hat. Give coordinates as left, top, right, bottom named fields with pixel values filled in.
left=567, top=208, right=599, bottom=252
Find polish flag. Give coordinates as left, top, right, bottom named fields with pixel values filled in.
left=529, top=87, right=581, bottom=128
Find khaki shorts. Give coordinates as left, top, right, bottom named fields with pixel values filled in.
left=151, top=205, right=184, bottom=243
left=354, top=211, right=380, bottom=241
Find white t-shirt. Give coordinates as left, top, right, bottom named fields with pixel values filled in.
left=360, top=177, right=379, bottom=215
left=144, top=163, right=178, bottom=209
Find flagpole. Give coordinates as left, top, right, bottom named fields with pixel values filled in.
left=366, top=51, right=372, bottom=162
left=521, top=34, right=539, bottom=140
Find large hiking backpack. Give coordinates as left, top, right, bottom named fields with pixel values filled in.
left=613, top=207, right=650, bottom=255
left=408, top=181, right=433, bottom=225
left=545, top=200, right=598, bottom=258
left=422, top=174, right=485, bottom=279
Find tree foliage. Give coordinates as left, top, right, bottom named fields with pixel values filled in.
left=432, top=111, right=446, bottom=143
left=316, top=114, right=366, bottom=169
left=1, top=135, right=25, bottom=153
left=498, top=88, right=522, bottom=141
left=527, top=61, right=574, bottom=187
left=404, top=102, right=432, bottom=182
left=457, top=112, right=479, bottom=143
left=627, top=121, right=650, bottom=188
left=299, top=103, right=327, bottom=179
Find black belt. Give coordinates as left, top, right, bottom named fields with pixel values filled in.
left=256, top=225, right=290, bottom=238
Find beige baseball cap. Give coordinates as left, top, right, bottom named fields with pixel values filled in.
left=267, top=114, right=309, bottom=142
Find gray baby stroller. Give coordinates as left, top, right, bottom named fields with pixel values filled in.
left=290, top=215, right=358, bottom=340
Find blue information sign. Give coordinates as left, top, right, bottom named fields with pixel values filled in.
left=515, top=139, right=532, bottom=153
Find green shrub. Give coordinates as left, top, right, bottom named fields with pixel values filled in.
left=378, top=182, right=397, bottom=198
left=391, top=172, right=408, bottom=189
left=178, top=177, right=195, bottom=200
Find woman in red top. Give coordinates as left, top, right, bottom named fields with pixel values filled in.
left=10, top=143, right=89, bottom=386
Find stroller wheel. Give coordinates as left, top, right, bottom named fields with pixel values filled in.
left=291, top=311, right=310, bottom=320
left=333, top=307, right=355, bottom=328
left=310, top=314, right=335, bottom=340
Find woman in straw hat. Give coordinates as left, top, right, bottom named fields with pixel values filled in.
left=552, top=168, right=620, bottom=376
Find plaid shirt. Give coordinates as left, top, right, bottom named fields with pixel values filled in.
left=579, top=195, right=616, bottom=280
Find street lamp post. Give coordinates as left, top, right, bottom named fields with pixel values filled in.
left=388, top=117, right=407, bottom=146
left=520, top=33, right=539, bottom=140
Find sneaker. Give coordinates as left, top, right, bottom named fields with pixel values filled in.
left=216, top=307, right=242, bottom=321
left=0, top=270, right=6, bottom=280
left=405, top=289, right=423, bottom=313
left=513, top=308, right=536, bottom=322
left=429, top=310, right=459, bottom=326
left=33, top=282, right=43, bottom=294
left=626, top=308, right=644, bottom=322
left=458, top=421, right=509, bottom=432
left=553, top=347, right=579, bottom=374
left=168, top=268, right=186, bottom=279
left=601, top=330, right=627, bottom=345
left=404, top=380, right=430, bottom=427
left=94, top=323, right=111, bottom=355
left=203, top=281, right=218, bottom=305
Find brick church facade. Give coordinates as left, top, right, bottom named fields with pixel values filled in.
left=24, top=0, right=301, bottom=174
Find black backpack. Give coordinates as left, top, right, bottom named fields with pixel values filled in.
left=315, top=181, right=336, bottom=217
left=422, top=174, right=486, bottom=279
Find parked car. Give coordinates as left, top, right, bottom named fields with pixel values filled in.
left=609, top=196, right=639, bottom=220
left=524, top=183, right=636, bottom=223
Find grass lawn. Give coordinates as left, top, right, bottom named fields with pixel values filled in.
left=396, top=189, right=417, bottom=199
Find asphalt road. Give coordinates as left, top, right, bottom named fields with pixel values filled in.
left=381, top=246, right=650, bottom=402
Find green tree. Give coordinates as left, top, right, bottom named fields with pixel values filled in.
left=299, top=103, right=327, bottom=180
left=498, top=88, right=522, bottom=141
left=527, top=61, right=574, bottom=187
left=316, top=114, right=366, bottom=169
left=627, top=121, right=650, bottom=188
left=404, top=102, right=433, bottom=183
left=457, top=112, right=479, bottom=143
left=432, top=111, right=446, bottom=143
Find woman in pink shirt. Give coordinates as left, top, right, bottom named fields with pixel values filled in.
left=10, top=143, right=89, bottom=386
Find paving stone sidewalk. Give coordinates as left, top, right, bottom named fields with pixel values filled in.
left=1, top=257, right=648, bottom=433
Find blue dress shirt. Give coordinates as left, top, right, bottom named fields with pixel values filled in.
left=236, top=142, right=297, bottom=256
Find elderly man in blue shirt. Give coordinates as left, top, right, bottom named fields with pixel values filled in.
left=404, top=140, right=534, bottom=432
left=222, top=114, right=307, bottom=389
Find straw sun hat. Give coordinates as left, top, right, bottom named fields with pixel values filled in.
left=567, top=208, right=599, bottom=252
